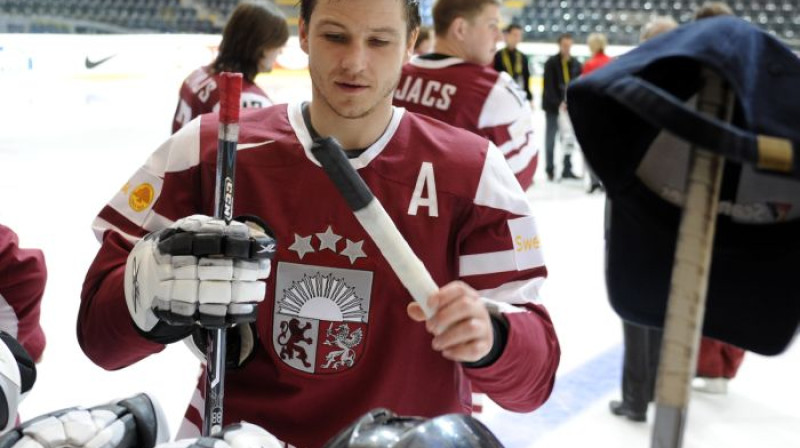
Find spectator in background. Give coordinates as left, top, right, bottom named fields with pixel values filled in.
left=693, top=338, right=745, bottom=393
left=494, top=23, right=533, bottom=102
left=608, top=16, right=677, bottom=423
left=394, top=0, right=539, bottom=189
left=171, top=1, right=289, bottom=133
left=689, top=0, right=744, bottom=395
left=639, top=15, right=679, bottom=42
left=542, top=33, right=582, bottom=181
left=414, top=25, right=435, bottom=55
left=582, top=32, right=611, bottom=75
left=694, top=1, right=734, bottom=19
left=581, top=32, right=612, bottom=193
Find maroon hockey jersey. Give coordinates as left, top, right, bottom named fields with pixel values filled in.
left=0, top=224, right=46, bottom=361
left=394, top=56, right=538, bottom=190
left=172, top=66, right=274, bottom=134
left=80, top=103, right=559, bottom=447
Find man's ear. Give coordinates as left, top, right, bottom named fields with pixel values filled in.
left=451, top=16, right=468, bottom=41
left=405, top=28, right=420, bottom=62
left=299, top=18, right=309, bottom=54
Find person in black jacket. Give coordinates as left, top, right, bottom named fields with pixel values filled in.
left=541, top=33, right=582, bottom=181
left=493, top=23, right=532, bottom=102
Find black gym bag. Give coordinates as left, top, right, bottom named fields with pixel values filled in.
left=567, top=17, right=800, bottom=355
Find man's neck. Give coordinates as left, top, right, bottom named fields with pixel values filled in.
left=433, top=39, right=464, bottom=61
left=306, top=99, right=394, bottom=151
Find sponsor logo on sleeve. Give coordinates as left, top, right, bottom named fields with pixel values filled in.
left=129, top=183, right=155, bottom=212
left=508, top=215, right=544, bottom=270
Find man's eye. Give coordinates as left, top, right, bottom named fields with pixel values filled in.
left=370, top=39, right=390, bottom=47
left=325, top=33, right=346, bottom=42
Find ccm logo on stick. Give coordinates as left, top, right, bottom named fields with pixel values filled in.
left=224, top=178, right=234, bottom=219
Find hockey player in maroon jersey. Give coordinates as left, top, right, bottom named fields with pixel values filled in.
left=79, top=0, right=560, bottom=446
left=393, top=0, right=538, bottom=190
left=171, top=1, right=289, bottom=133
left=0, top=224, right=46, bottom=364
left=0, top=224, right=44, bottom=432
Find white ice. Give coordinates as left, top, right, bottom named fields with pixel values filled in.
left=0, top=53, right=798, bottom=448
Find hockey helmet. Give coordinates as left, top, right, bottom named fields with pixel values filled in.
left=322, top=408, right=505, bottom=448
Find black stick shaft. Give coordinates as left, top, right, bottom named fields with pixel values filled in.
left=203, top=72, right=241, bottom=436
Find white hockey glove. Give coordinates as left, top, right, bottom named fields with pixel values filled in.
left=0, top=393, right=169, bottom=447
left=156, top=422, right=282, bottom=448
left=0, top=331, right=36, bottom=433
left=124, top=215, right=276, bottom=345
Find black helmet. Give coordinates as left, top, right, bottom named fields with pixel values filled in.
left=322, top=408, right=505, bottom=448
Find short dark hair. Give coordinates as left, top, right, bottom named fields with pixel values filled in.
left=213, top=1, right=289, bottom=83
left=557, top=33, right=573, bottom=43
left=299, top=0, right=421, bottom=37
left=432, top=0, right=502, bottom=36
left=504, top=23, right=522, bottom=33
left=693, top=1, right=734, bottom=20
left=415, top=25, right=433, bottom=50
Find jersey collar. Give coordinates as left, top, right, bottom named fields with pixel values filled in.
left=287, top=101, right=406, bottom=170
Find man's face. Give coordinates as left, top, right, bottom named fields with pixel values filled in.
left=258, top=46, right=283, bottom=73
left=462, top=4, right=501, bottom=66
left=559, top=37, right=573, bottom=57
left=505, top=28, right=522, bottom=49
left=299, top=0, right=414, bottom=120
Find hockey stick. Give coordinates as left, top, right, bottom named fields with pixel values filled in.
left=203, top=72, right=242, bottom=436
left=651, top=69, right=733, bottom=448
left=310, top=137, right=436, bottom=318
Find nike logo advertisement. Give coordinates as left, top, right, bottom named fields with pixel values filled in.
left=85, top=54, right=115, bottom=69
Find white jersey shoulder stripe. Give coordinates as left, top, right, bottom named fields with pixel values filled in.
left=478, top=73, right=531, bottom=129
left=92, top=217, right=137, bottom=244
left=155, top=117, right=201, bottom=174
left=460, top=249, right=516, bottom=276
left=479, top=278, right=546, bottom=307
left=475, top=143, right=532, bottom=216
left=408, top=55, right=465, bottom=69
left=92, top=213, right=174, bottom=244
left=504, top=135, right=539, bottom=174
left=460, top=249, right=545, bottom=277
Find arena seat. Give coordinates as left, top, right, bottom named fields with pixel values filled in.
left=518, top=0, right=798, bottom=49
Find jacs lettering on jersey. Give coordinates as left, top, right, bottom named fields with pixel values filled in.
left=394, top=76, right=456, bottom=111
left=394, top=56, right=538, bottom=190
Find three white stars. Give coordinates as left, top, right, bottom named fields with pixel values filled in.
left=316, top=226, right=341, bottom=252
left=288, top=226, right=366, bottom=264
left=340, top=240, right=366, bottom=264
left=288, top=234, right=314, bottom=259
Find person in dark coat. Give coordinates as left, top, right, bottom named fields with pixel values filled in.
left=541, top=33, right=582, bottom=181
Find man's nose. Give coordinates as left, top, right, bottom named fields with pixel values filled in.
left=340, top=40, right=368, bottom=73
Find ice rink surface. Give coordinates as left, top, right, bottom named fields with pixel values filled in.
left=1, top=61, right=798, bottom=447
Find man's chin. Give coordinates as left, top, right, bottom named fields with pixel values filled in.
left=333, top=107, right=371, bottom=120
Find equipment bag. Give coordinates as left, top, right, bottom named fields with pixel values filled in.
left=567, top=16, right=800, bottom=355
